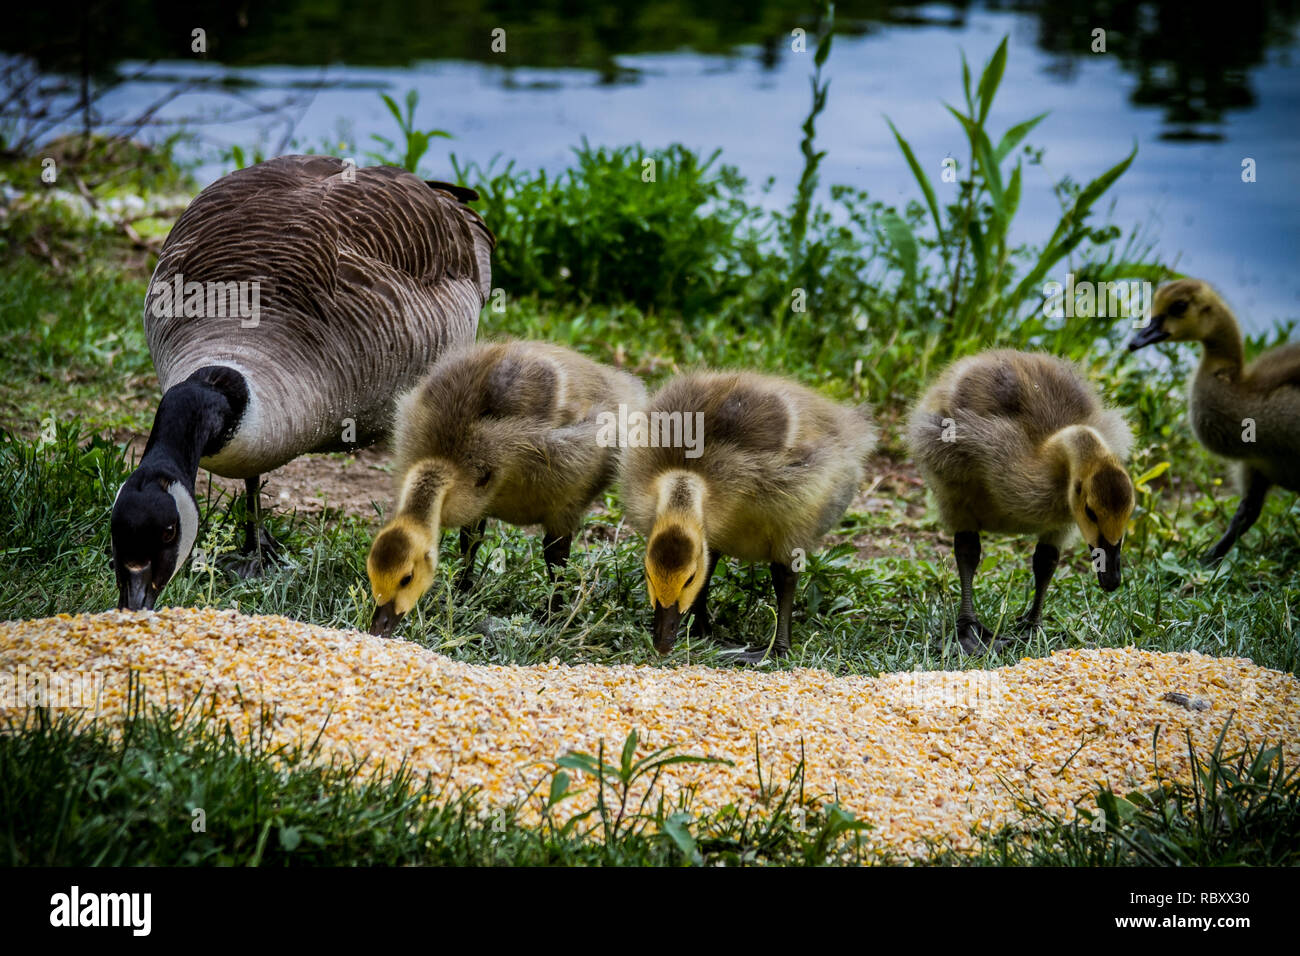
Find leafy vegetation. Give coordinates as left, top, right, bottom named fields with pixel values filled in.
left=0, top=34, right=1296, bottom=866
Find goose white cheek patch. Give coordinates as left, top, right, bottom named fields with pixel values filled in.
left=166, top=483, right=200, bottom=583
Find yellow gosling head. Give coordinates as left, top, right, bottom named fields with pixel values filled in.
left=644, top=472, right=708, bottom=653
left=1128, top=279, right=1225, bottom=350
left=1067, top=453, right=1135, bottom=593
left=366, top=516, right=438, bottom=637
left=367, top=460, right=452, bottom=637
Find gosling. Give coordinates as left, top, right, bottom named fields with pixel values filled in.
left=908, top=350, right=1136, bottom=654
left=622, top=370, right=877, bottom=661
left=367, top=340, right=646, bottom=637
left=1129, top=279, right=1299, bottom=564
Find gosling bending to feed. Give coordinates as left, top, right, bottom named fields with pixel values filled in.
left=622, top=370, right=877, bottom=661
left=366, top=340, right=646, bottom=637
left=908, top=350, right=1136, bottom=654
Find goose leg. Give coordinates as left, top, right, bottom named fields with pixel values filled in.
left=541, top=532, right=573, bottom=615
left=1017, top=540, right=1059, bottom=633
left=953, top=531, right=997, bottom=654
left=455, top=518, right=489, bottom=592
left=687, top=548, right=721, bottom=640
left=735, top=561, right=796, bottom=663
left=1203, top=468, right=1271, bottom=566
left=222, top=476, right=282, bottom=578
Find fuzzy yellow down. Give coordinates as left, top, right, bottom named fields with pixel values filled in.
left=2, top=608, right=1296, bottom=858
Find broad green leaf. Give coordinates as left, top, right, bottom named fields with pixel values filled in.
left=977, top=36, right=1009, bottom=124
left=995, top=111, right=1048, bottom=162
left=380, top=93, right=401, bottom=126
left=662, top=812, right=701, bottom=864
left=961, top=52, right=973, bottom=114
left=886, top=118, right=946, bottom=245
left=547, top=770, right=571, bottom=808
left=620, top=728, right=639, bottom=778
left=1005, top=162, right=1022, bottom=221
left=882, top=211, right=918, bottom=290
left=1134, top=461, right=1171, bottom=490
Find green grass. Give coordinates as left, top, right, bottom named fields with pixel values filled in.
left=1, top=37, right=1297, bottom=865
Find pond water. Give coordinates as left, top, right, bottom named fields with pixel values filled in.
left=28, top=3, right=1300, bottom=331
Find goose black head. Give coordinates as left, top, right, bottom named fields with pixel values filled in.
left=111, top=474, right=199, bottom=610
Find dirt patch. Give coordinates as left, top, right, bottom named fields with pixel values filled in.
left=117, top=433, right=397, bottom=519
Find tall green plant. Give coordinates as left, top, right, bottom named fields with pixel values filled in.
left=788, top=0, right=835, bottom=272
left=885, top=36, right=1155, bottom=336
left=367, top=89, right=451, bottom=174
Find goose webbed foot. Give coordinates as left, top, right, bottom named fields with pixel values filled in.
left=956, top=617, right=1005, bottom=655
left=219, top=526, right=284, bottom=579
left=721, top=628, right=789, bottom=665
left=1199, top=544, right=1230, bottom=568
left=1014, top=613, right=1045, bottom=637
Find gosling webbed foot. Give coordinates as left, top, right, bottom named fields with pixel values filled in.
left=454, top=566, right=479, bottom=594
left=956, top=617, right=1005, bottom=655
left=724, top=643, right=783, bottom=665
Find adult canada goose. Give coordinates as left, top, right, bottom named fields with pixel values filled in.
left=622, top=370, right=876, bottom=661
left=908, top=350, right=1135, bottom=654
left=366, top=340, right=646, bottom=637
left=1128, top=279, right=1299, bottom=564
left=110, top=155, right=493, bottom=610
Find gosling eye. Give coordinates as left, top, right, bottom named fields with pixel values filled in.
left=161, top=524, right=177, bottom=544
left=683, top=572, right=696, bottom=588
left=1168, top=299, right=1188, bottom=317
left=475, top=469, right=493, bottom=488
left=1084, top=505, right=1098, bottom=524
left=399, top=572, right=413, bottom=588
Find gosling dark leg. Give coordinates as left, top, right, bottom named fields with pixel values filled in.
left=953, top=531, right=995, bottom=653
left=1019, top=540, right=1060, bottom=632
left=455, top=518, right=489, bottom=592
left=687, top=548, right=721, bottom=639
left=1203, top=468, right=1272, bottom=566
left=733, top=560, right=797, bottom=663
left=769, top=561, right=797, bottom=658
left=542, top=532, right=573, bottom=615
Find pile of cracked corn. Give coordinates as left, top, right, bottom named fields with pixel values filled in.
left=2, top=608, right=1297, bottom=858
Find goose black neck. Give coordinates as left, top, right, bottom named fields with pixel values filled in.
left=139, top=366, right=249, bottom=490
